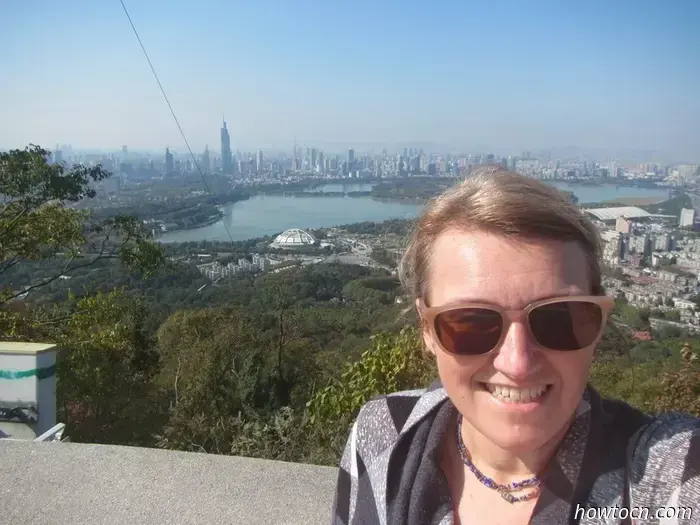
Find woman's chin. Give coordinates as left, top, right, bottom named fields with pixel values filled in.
left=467, top=386, right=564, bottom=452
left=480, top=429, right=552, bottom=454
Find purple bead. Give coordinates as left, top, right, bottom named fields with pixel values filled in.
left=455, top=413, right=542, bottom=504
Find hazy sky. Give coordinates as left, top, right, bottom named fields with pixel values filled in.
left=2, top=0, right=699, bottom=160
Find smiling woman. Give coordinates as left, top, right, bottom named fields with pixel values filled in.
left=330, top=166, right=700, bottom=525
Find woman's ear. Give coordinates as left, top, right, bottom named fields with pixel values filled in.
left=415, top=298, right=437, bottom=357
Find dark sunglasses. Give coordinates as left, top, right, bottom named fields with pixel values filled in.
left=417, top=295, right=615, bottom=356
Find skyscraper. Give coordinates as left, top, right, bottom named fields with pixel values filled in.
left=348, top=148, right=355, bottom=174
left=202, top=145, right=211, bottom=174
left=256, top=150, right=263, bottom=174
left=221, top=119, right=232, bottom=174
left=317, top=151, right=325, bottom=173
left=165, top=147, right=174, bottom=174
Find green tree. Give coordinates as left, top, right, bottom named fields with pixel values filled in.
left=589, top=358, right=665, bottom=414
left=654, top=346, right=700, bottom=416
left=307, top=326, right=436, bottom=462
left=0, top=145, right=164, bottom=304
left=665, top=309, right=682, bottom=322
left=154, top=307, right=274, bottom=453
left=53, top=289, right=164, bottom=445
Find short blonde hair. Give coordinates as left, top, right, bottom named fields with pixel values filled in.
left=398, top=166, right=603, bottom=306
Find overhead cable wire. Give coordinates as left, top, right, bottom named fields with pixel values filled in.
left=118, top=0, right=237, bottom=248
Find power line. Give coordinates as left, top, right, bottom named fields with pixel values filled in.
left=117, top=0, right=237, bottom=248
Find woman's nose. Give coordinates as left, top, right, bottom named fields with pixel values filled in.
left=492, top=321, right=542, bottom=379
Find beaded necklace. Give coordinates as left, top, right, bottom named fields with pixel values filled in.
left=455, top=413, right=542, bottom=503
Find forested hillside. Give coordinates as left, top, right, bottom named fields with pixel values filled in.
left=1, top=146, right=699, bottom=466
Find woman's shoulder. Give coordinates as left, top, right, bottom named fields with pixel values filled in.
left=349, top=382, right=448, bottom=457
left=594, top=390, right=699, bottom=480
left=356, top=382, right=447, bottom=430
left=635, top=411, right=700, bottom=473
left=358, top=381, right=447, bottom=426
left=632, top=411, right=700, bottom=509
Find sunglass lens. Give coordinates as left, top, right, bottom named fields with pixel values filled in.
left=434, top=308, right=503, bottom=355
left=529, top=301, right=603, bottom=351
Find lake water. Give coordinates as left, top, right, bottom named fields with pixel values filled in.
left=547, top=182, right=669, bottom=205
left=157, top=181, right=671, bottom=243
left=303, top=182, right=375, bottom=193
left=158, top=192, right=421, bottom=243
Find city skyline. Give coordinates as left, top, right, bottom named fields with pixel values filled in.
left=2, top=0, right=699, bottom=162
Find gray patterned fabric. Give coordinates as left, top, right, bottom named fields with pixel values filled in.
left=330, top=381, right=700, bottom=525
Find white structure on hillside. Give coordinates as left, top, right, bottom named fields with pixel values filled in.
left=584, top=207, right=651, bottom=222
left=270, top=228, right=316, bottom=249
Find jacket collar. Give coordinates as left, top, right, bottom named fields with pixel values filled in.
left=397, top=379, right=448, bottom=438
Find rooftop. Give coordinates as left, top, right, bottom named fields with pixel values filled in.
left=583, top=206, right=652, bottom=221
left=271, top=228, right=317, bottom=247
left=1, top=439, right=338, bottom=525
left=0, top=342, right=57, bottom=355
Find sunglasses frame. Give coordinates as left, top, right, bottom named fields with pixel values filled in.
left=417, top=295, right=615, bottom=356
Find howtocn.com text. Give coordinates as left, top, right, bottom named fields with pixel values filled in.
left=575, top=504, right=693, bottom=521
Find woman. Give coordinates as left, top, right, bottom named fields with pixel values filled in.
left=331, top=167, right=699, bottom=525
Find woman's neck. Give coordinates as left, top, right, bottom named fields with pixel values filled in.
left=457, top=414, right=572, bottom=485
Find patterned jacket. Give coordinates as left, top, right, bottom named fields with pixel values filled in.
left=330, top=380, right=700, bottom=525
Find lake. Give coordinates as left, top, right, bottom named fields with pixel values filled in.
left=303, top=182, right=375, bottom=193
left=157, top=191, right=421, bottom=243
left=547, top=181, right=669, bottom=205
left=157, top=181, right=671, bottom=243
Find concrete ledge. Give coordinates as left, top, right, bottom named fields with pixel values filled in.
left=1, top=440, right=338, bottom=525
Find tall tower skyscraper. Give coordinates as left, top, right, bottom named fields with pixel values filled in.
left=202, top=145, right=211, bottom=174
left=220, top=118, right=232, bottom=174
left=347, top=148, right=355, bottom=174
left=317, top=151, right=324, bottom=173
left=256, top=150, right=263, bottom=174
left=165, top=147, right=174, bottom=174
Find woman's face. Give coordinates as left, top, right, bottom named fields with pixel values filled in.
left=421, top=229, right=596, bottom=453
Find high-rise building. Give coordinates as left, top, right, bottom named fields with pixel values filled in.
left=202, top=145, right=211, bottom=174
left=220, top=119, right=233, bottom=174
left=310, top=149, right=317, bottom=170
left=348, top=148, right=355, bottom=172
left=317, top=151, right=325, bottom=173
left=680, top=208, right=696, bottom=228
left=165, top=148, right=174, bottom=174
left=121, top=145, right=128, bottom=155
left=292, top=140, right=298, bottom=171
left=629, top=234, right=651, bottom=257
left=256, top=150, right=263, bottom=173
left=654, top=234, right=671, bottom=252
left=601, top=230, right=623, bottom=263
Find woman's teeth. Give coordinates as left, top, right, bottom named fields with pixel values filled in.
left=484, top=383, right=549, bottom=403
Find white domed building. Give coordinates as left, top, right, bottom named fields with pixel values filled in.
left=270, top=228, right=317, bottom=249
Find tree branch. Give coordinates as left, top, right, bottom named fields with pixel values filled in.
left=174, top=356, right=182, bottom=408
left=0, top=232, right=118, bottom=304
left=0, top=205, right=30, bottom=239
left=0, top=256, right=23, bottom=276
